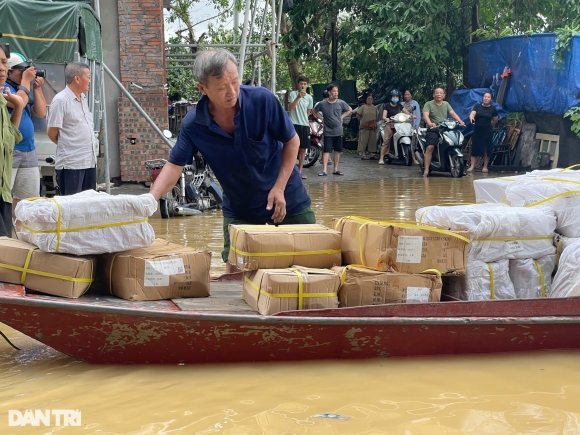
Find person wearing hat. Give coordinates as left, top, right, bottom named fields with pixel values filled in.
left=0, top=47, right=25, bottom=237
left=379, top=89, right=410, bottom=164
left=3, top=52, right=46, bottom=210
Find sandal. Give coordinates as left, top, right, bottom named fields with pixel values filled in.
left=332, top=171, right=344, bottom=176
left=318, top=172, right=327, bottom=176
left=482, top=168, right=489, bottom=173
left=361, top=156, right=370, bottom=160
left=301, top=175, right=308, bottom=179
left=466, top=167, right=474, bottom=172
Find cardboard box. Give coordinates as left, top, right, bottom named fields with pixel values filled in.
left=333, top=266, right=442, bottom=307
left=102, top=239, right=211, bottom=301
left=0, top=236, right=94, bottom=298
left=334, top=216, right=469, bottom=275
left=243, top=268, right=340, bottom=315
left=229, top=224, right=341, bottom=271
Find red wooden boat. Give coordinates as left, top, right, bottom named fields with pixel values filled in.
left=1, top=280, right=580, bottom=364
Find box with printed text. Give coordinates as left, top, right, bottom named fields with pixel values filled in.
left=101, top=239, right=211, bottom=301
left=332, top=265, right=442, bottom=307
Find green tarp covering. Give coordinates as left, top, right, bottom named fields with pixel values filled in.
left=0, top=0, right=102, bottom=63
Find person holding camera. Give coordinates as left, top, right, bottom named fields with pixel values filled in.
left=3, top=52, right=47, bottom=210
left=288, top=76, right=313, bottom=179
left=47, top=62, right=98, bottom=195
left=0, top=46, right=25, bottom=237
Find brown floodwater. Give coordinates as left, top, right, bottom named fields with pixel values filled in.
left=2, top=176, right=580, bottom=434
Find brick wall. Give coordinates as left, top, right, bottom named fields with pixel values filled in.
left=117, top=0, right=168, bottom=182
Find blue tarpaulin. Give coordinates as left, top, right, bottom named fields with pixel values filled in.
left=448, top=88, right=508, bottom=138
left=468, top=33, right=580, bottom=115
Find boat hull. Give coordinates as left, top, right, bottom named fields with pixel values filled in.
left=1, top=283, right=580, bottom=364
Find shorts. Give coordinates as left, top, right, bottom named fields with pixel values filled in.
left=56, top=168, right=97, bottom=196
left=425, top=129, right=440, bottom=147
left=11, top=150, right=39, bottom=200
left=323, top=135, right=343, bottom=153
left=221, top=206, right=316, bottom=262
left=294, top=124, right=310, bottom=150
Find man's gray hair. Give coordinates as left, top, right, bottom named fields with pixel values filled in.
left=65, top=62, right=90, bottom=84
left=193, top=49, right=237, bottom=85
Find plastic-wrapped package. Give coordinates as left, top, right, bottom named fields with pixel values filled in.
left=415, top=204, right=556, bottom=262
left=509, top=255, right=555, bottom=299
left=443, top=259, right=515, bottom=301
left=473, top=169, right=580, bottom=204
left=505, top=178, right=580, bottom=237
left=551, top=243, right=580, bottom=298
left=16, top=191, right=157, bottom=255
left=554, top=234, right=580, bottom=266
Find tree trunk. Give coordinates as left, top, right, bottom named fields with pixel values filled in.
left=280, top=13, right=303, bottom=89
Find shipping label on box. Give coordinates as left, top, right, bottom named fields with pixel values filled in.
left=0, top=236, right=94, bottom=298
left=229, top=224, right=341, bottom=271
left=332, top=265, right=442, bottom=307
left=243, top=267, right=340, bottom=315
left=334, top=216, right=469, bottom=275
left=102, top=238, right=211, bottom=301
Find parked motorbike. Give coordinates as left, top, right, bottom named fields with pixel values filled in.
left=301, top=118, right=323, bottom=168
left=377, top=113, right=414, bottom=166
left=145, top=132, right=223, bottom=218
left=413, top=119, right=465, bottom=178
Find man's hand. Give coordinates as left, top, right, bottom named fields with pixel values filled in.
left=33, top=76, right=45, bottom=89
left=2, top=88, right=23, bottom=109
left=298, top=89, right=306, bottom=98
left=21, top=67, right=36, bottom=87
left=266, top=186, right=286, bottom=223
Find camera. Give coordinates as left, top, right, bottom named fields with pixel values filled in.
left=35, top=69, right=46, bottom=78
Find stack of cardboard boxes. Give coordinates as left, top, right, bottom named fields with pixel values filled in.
left=232, top=218, right=470, bottom=314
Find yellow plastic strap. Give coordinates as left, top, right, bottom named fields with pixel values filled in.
left=540, top=177, right=580, bottom=185
left=358, top=223, right=369, bottom=266
left=420, top=268, right=442, bottom=277
left=474, top=236, right=553, bottom=242
left=20, top=249, right=34, bottom=285
left=230, top=247, right=340, bottom=257
left=559, top=164, right=580, bottom=171
left=533, top=259, right=546, bottom=298
left=496, top=177, right=517, bottom=181
left=487, top=263, right=495, bottom=300
left=340, top=267, right=348, bottom=286
left=0, top=262, right=93, bottom=283
left=525, top=190, right=580, bottom=208
left=500, top=196, right=511, bottom=205
left=289, top=268, right=305, bottom=310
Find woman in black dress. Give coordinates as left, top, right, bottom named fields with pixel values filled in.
left=467, top=92, right=498, bottom=173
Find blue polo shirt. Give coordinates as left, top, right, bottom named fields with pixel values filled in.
left=168, top=86, right=311, bottom=221
left=2, top=82, right=35, bottom=152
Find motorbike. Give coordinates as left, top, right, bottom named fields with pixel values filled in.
left=377, top=113, right=414, bottom=166
left=413, top=119, right=465, bottom=178
left=301, top=117, right=323, bottom=168
left=145, top=132, right=223, bottom=218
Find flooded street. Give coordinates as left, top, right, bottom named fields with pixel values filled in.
left=2, top=162, right=580, bottom=434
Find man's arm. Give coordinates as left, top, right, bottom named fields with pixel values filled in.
left=47, top=127, right=59, bottom=145
left=341, top=104, right=353, bottom=120
left=2, top=88, right=24, bottom=128
left=423, top=111, right=435, bottom=128
left=30, top=77, right=47, bottom=118
left=149, top=162, right=184, bottom=200
left=288, top=90, right=305, bottom=112
left=312, top=106, right=322, bottom=120
left=267, top=133, right=299, bottom=223
left=448, top=109, right=465, bottom=126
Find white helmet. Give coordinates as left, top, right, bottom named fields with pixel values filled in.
left=7, top=52, right=30, bottom=70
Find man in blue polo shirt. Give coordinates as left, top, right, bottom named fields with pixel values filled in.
left=150, top=49, right=315, bottom=273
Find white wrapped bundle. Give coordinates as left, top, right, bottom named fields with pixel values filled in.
left=447, top=259, right=515, bottom=301
left=508, top=255, right=555, bottom=299
left=416, top=204, right=556, bottom=262
left=16, top=191, right=157, bottom=255
left=551, top=243, right=580, bottom=298
left=554, top=234, right=580, bottom=265
left=505, top=178, right=580, bottom=237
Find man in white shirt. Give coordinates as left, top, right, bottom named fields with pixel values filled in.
left=288, top=76, right=313, bottom=179
left=47, top=62, right=98, bottom=195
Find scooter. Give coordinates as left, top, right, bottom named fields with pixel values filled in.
left=302, top=118, right=323, bottom=168
left=377, top=113, right=414, bottom=166
left=414, top=119, right=465, bottom=178
left=145, top=131, right=224, bottom=218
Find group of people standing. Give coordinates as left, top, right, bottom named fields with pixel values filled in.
left=0, top=45, right=99, bottom=238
